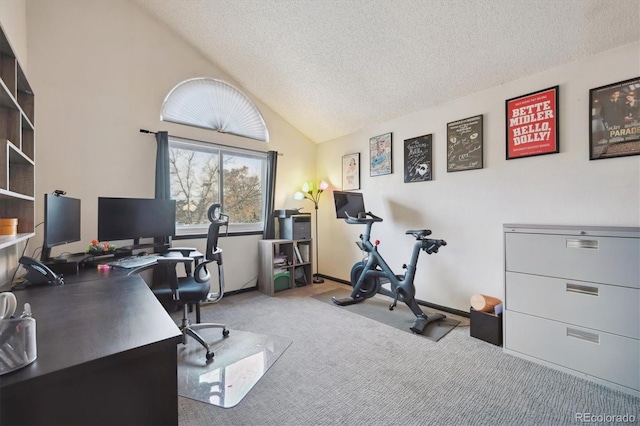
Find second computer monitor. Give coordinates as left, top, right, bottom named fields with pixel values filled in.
left=97, top=197, right=176, bottom=244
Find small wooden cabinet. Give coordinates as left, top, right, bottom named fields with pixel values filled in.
left=0, top=24, right=35, bottom=250
left=258, top=239, right=313, bottom=296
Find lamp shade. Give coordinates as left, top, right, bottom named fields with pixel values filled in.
left=293, top=191, right=305, bottom=200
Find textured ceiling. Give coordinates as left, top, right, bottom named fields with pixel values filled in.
left=135, top=0, right=640, bottom=143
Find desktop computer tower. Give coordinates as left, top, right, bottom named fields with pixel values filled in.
left=280, top=214, right=311, bottom=240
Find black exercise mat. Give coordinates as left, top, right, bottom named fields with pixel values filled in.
left=312, top=287, right=459, bottom=342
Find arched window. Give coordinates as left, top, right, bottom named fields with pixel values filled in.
left=160, top=78, right=269, bottom=142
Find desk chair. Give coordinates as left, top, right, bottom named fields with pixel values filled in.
left=129, top=204, right=230, bottom=361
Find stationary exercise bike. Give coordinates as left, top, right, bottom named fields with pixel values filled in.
left=332, top=211, right=447, bottom=334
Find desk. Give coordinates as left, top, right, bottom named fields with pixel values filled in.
left=0, top=275, right=182, bottom=425
left=58, top=249, right=205, bottom=284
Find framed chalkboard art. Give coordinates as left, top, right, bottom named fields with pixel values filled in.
left=369, top=132, right=392, bottom=176
left=589, top=77, right=640, bottom=160
left=404, top=134, right=432, bottom=183
left=505, top=86, right=559, bottom=160
left=447, top=115, right=483, bottom=172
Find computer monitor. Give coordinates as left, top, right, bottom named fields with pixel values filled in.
left=97, top=197, right=176, bottom=247
left=42, top=193, right=81, bottom=261
left=333, top=191, right=366, bottom=219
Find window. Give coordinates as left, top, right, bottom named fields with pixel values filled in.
left=169, top=137, right=267, bottom=236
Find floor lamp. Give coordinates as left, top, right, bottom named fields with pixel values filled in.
left=294, top=181, right=329, bottom=283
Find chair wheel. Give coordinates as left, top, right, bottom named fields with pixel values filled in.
left=222, top=329, right=230, bottom=338
left=206, top=351, right=215, bottom=361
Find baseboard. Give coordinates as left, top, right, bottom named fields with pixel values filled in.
left=225, top=285, right=258, bottom=297
left=316, top=274, right=470, bottom=319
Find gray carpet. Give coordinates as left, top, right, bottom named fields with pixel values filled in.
left=176, top=281, right=639, bottom=426
left=312, top=287, right=460, bottom=341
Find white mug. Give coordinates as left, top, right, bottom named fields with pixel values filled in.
left=0, top=292, right=17, bottom=320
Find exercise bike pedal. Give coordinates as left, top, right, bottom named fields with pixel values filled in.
left=332, top=296, right=362, bottom=306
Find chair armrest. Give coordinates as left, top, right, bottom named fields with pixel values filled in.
left=126, top=257, right=196, bottom=301
left=194, top=259, right=216, bottom=283
left=167, top=247, right=197, bottom=257
left=157, top=255, right=194, bottom=264
left=125, top=256, right=193, bottom=276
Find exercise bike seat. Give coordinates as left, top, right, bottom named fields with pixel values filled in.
left=406, top=229, right=432, bottom=239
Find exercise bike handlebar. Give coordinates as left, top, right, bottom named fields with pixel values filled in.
left=344, top=211, right=383, bottom=225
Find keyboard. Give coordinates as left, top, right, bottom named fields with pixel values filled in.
left=108, top=255, right=162, bottom=269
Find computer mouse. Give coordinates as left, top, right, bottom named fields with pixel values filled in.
left=137, top=252, right=148, bottom=256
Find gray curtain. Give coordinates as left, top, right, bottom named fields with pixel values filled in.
left=155, top=131, right=171, bottom=248
left=155, top=131, right=170, bottom=199
left=263, top=150, right=278, bottom=239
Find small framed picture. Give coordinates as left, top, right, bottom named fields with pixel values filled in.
left=506, top=86, right=559, bottom=160
left=369, top=132, right=392, bottom=176
left=589, top=76, right=640, bottom=160
left=342, top=153, right=360, bottom=190
left=404, top=134, right=432, bottom=183
left=447, top=115, right=483, bottom=172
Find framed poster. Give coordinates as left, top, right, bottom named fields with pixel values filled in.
left=369, top=132, right=392, bottom=176
left=506, top=86, right=559, bottom=160
left=589, top=76, right=640, bottom=160
left=342, top=153, right=360, bottom=190
left=404, top=134, right=432, bottom=183
left=447, top=115, right=483, bottom=172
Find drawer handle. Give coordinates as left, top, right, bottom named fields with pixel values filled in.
left=566, top=283, right=599, bottom=296
left=567, top=328, right=600, bottom=344
left=565, top=239, right=598, bottom=249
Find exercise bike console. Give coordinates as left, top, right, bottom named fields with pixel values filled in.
left=332, top=211, right=447, bottom=334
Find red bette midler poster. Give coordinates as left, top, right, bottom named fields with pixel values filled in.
left=506, top=86, right=559, bottom=159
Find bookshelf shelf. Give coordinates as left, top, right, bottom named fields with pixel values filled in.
left=0, top=24, right=36, bottom=246
left=258, top=239, right=313, bottom=296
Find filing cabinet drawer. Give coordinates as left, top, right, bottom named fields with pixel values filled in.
left=506, top=272, right=639, bottom=339
left=505, top=232, right=639, bottom=288
left=505, top=311, right=640, bottom=391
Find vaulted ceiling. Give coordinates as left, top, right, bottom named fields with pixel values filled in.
left=135, top=0, right=640, bottom=143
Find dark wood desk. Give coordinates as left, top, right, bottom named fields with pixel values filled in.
left=0, top=275, right=182, bottom=425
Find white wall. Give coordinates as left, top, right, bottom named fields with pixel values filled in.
left=12, top=0, right=316, bottom=291
left=317, top=42, right=640, bottom=311
left=0, top=0, right=26, bottom=66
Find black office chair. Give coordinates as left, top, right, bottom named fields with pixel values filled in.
left=129, top=204, right=230, bottom=361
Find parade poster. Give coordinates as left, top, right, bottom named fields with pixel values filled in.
left=589, top=77, right=640, bottom=160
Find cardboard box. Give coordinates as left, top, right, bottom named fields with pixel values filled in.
left=470, top=307, right=503, bottom=346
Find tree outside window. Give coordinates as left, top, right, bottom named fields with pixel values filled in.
left=169, top=138, right=266, bottom=235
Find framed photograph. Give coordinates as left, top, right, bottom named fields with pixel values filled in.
left=342, top=153, right=360, bottom=190
left=447, top=115, right=483, bottom=172
left=506, top=86, right=559, bottom=160
left=369, top=132, right=392, bottom=176
left=589, top=76, right=640, bottom=160
left=404, top=134, right=432, bottom=183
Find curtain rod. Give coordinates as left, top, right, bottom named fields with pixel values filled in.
left=139, top=128, right=282, bottom=156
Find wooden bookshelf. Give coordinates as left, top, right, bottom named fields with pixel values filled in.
left=258, top=239, right=313, bottom=296
left=0, top=23, right=35, bottom=249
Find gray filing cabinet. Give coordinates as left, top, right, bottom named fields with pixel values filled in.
left=503, top=224, right=640, bottom=396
